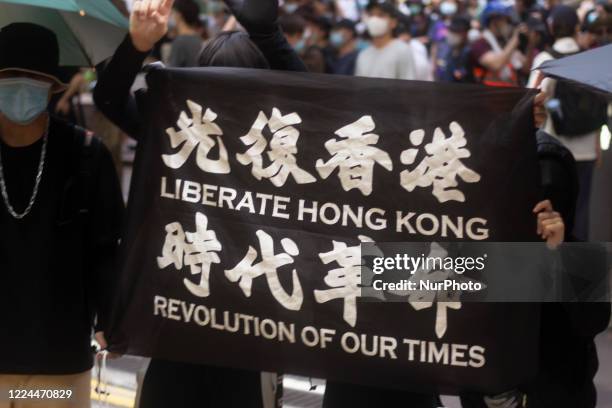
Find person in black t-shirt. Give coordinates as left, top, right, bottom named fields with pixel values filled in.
left=0, top=23, right=124, bottom=407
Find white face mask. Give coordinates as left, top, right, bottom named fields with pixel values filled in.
left=440, top=1, right=458, bottom=16
left=366, top=16, right=390, bottom=38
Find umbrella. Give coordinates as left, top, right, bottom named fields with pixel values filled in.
left=0, top=0, right=128, bottom=66
left=538, top=44, right=612, bottom=98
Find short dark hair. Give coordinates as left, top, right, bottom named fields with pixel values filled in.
left=173, top=0, right=201, bottom=28
left=549, top=5, right=579, bottom=39
left=333, top=19, right=357, bottom=38
left=449, top=15, right=471, bottom=33
left=279, top=13, right=306, bottom=36
left=197, top=31, right=270, bottom=69
left=366, top=0, right=398, bottom=18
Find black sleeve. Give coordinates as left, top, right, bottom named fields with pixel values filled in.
left=539, top=156, right=577, bottom=235
left=89, top=141, right=125, bottom=333
left=559, top=242, right=611, bottom=337
left=250, top=28, right=307, bottom=72
left=94, top=35, right=149, bottom=140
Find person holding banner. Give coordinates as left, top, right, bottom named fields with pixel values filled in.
left=0, top=23, right=124, bottom=408
left=95, top=0, right=308, bottom=407
left=95, top=0, right=449, bottom=406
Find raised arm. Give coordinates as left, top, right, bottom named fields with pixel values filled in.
left=94, top=0, right=174, bottom=139
left=223, top=0, right=307, bottom=72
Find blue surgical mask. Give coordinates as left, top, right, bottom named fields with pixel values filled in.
left=294, top=39, right=306, bottom=53
left=284, top=3, right=299, bottom=13
left=0, top=78, right=51, bottom=125
left=330, top=31, right=346, bottom=48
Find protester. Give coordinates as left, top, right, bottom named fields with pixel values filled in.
left=0, top=23, right=123, bottom=408
left=528, top=5, right=608, bottom=241
left=355, top=0, right=417, bottom=80
left=302, top=14, right=335, bottom=72
left=329, top=18, right=360, bottom=75
left=396, top=14, right=433, bottom=81
left=435, top=15, right=475, bottom=82
left=471, top=1, right=525, bottom=86
left=526, top=132, right=611, bottom=408
left=167, top=0, right=204, bottom=67
left=94, top=0, right=305, bottom=406
left=280, top=12, right=307, bottom=53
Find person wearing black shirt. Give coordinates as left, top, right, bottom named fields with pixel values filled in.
left=0, top=23, right=124, bottom=407
left=94, top=0, right=304, bottom=407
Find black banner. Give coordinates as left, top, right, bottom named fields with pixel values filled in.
left=111, top=67, right=541, bottom=394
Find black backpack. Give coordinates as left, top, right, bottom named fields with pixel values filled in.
left=548, top=49, right=608, bottom=137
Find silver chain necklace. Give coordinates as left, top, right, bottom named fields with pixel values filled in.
left=0, top=118, right=49, bottom=220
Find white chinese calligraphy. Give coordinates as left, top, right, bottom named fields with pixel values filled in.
left=400, top=122, right=480, bottom=203
left=225, top=230, right=304, bottom=311
left=314, top=236, right=383, bottom=327
left=162, top=100, right=230, bottom=174
left=236, top=108, right=316, bottom=187
left=157, top=212, right=222, bottom=298
left=316, top=116, right=393, bottom=196
left=404, top=243, right=481, bottom=339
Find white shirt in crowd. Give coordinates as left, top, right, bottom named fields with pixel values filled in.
left=410, top=39, right=433, bottom=81
left=356, top=39, right=417, bottom=81
left=528, top=37, right=599, bottom=162
left=335, top=0, right=360, bottom=21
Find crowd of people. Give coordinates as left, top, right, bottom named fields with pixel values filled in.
left=0, top=0, right=610, bottom=407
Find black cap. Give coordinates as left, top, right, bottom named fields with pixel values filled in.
left=366, top=0, right=398, bottom=18
left=0, top=23, right=67, bottom=91
left=173, top=0, right=202, bottom=27
left=334, top=18, right=357, bottom=36
left=449, top=15, right=471, bottom=33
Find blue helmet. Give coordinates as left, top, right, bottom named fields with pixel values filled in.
left=480, top=1, right=514, bottom=27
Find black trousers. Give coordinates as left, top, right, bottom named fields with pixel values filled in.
left=139, top=359, right=263, bottom=408
left=323, top=381, right=439, bottom=408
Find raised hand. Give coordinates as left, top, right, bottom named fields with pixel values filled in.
left=130, top=0, right=175, bottom=52
left=222, top=0, right=278, bottom=35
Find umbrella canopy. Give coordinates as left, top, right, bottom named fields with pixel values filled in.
left=538, top=44, right=612, bottom=98
left=0, top=0, right=128, bottom=66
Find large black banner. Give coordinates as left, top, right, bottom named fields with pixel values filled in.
left=111, top=67, right=541, bottom=394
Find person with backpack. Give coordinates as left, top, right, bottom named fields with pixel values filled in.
left=528, top=4, right=609, bottom=241
left=0, top=23, right=124, bottom=408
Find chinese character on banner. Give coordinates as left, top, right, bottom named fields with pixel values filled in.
left=225, top=230, right=304, bottom=311
left=396, top=242, right=482, bottom=339
left=316, top=116, right=393, bottom=196
left=157, top=212, right=222, bottom=298
left=314, top=236, right=384, bottom=327
left=236, top=108, right=316, bottom=187
left=400, top=122, right=481, bottom=203
left=162, top=100, right=230, bottom=174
